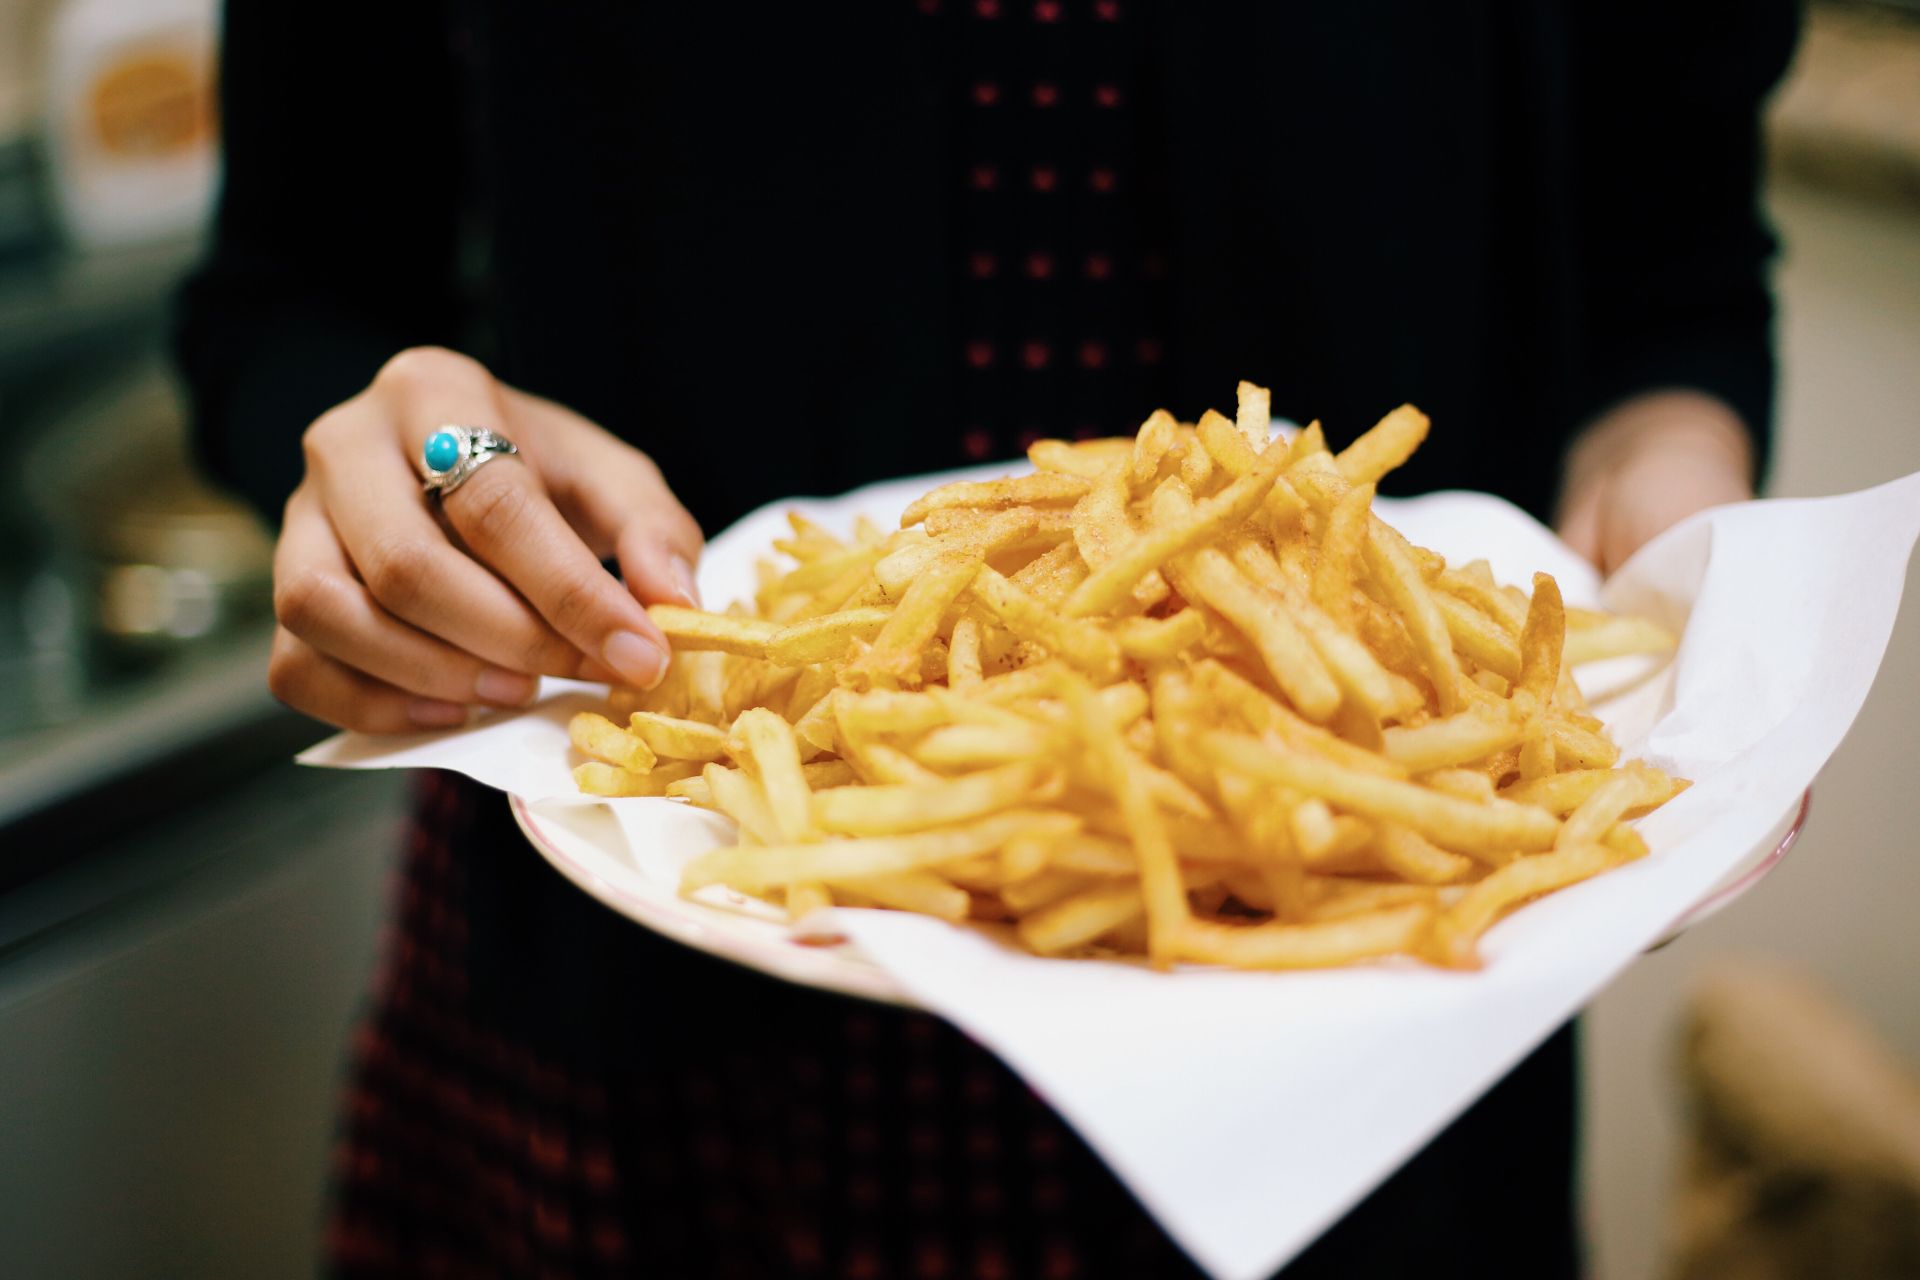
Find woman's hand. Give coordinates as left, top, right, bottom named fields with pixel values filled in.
left=269, top=347, right=703, bottom=732
left=1555, top=390, right=1755, bottom=576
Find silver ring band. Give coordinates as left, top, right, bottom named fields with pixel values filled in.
left=421, top=424, right=519, bottom=498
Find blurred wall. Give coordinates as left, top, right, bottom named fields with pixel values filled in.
left=1586, top=172, right=1920, bottom=1280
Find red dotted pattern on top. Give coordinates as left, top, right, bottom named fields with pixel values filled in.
left=946, top=0, right=1171, bottom=462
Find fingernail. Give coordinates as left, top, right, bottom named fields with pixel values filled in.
left=670, top=554, right=702, bottom=609
left=475, top=668, right=540, bottom=706
left=604, top=630, right=669, bottom=690
left=408, top=698, right=471, bottom=728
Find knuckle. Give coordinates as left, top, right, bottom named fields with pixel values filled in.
left=363, top=536, right=434, bottom=613
left=375, top=346, right=487, bottom=399
left=300, top=406, right=353, bottom=471
left=544, top=573, right=605, bottom=639
left=454, top=470, right=533, bottom=547
left=272, top=567, right=341, bottom=637
left=519, top=628, right=577, bottom=677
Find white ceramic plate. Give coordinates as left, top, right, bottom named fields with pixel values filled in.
left=512, top=788, right=1809, bottom=1008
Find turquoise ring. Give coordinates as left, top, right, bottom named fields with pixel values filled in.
left=420, top=424, right=518, bottom=498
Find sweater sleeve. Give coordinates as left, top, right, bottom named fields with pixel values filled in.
left=175, top=0, right=470, bottom=522
left=1566, top=0, right=1801, bottom=484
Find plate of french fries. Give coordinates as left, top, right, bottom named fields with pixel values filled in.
left=300, top=388, right=1920, bottom=1279
left=543, top=384, right=1766, bottom=994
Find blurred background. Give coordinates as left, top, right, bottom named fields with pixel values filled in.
left=0, top=2, right=1914, bottom=1277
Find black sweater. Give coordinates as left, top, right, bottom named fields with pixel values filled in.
left=179, top=1, right=1796, bottom=533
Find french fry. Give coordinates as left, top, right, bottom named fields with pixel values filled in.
left=1172, top=905, right=1433, bottom=970
left=1382, top=704, right=1525, bottom=774
left=900, top=473, right=1091, bottom=526
left=1063, top=433, right=1291, bottom=618
left=681, top=810, right=1075, bottom=893
left=874, top=509, right=1035, bottom=599
left=970, top=566, right=1124, bottom=681
left=626, top=711, right=730, bottom=762
left=1427, top=843, right=1618, bottom=968
left=569, top=711, right=658, bottom=773
left=1071, top=457, right=1171, bottom=607
left=1018, top=881, right=1144, bottom=954
left=1130, top=409, right=1182, bottom=490
left=845, top=553, right=981, bottom=690
left=1235, top=381, right=1272, bottom=451
left=1204, top=732, right=1561, bottom=854
left=576, top=382, right=1683, bottom=973
left=1363, top=519, right=1468, bottom=713
left=1167, top=544, right=1341, bottom=722
left=833, top=871, right=970, bottom=921
left=786, top=883, right=834, bottom=921
left=1563, top=614, right=1677, bottom=666
left=572, top=760, right=700, bottom=797
left=811, top=762, right=1053, bottom=835
left=1028, top=436, right=1134, bottom=478
left=1335, top=404, right=1429, bottom=487
left=766, top=606, right=895, bottom=667
left=647, top=605, right=781, bottom=657
left=1314, top=481, right=1372, bottom=630
left=1373, top=823, right=1475, bottom=883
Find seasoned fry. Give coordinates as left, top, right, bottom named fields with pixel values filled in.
left=1063, top=432, right=1290, bottom=618
left=570, top=711, right=658, bottom=773
left=900, top=473, right=1091, bottom=526
left=1167, top=543, right=1341, bottom=722
left=682, top=810, right=1074, bottom=892
left=626, top=711, right=729, bottom=762
left=1427, top=843, right=1619, bottom=968
left=1563, top=614, right=1677, bottom=666
left=970, top=566, right=1124, bottom=681
left=1018, top=881, right=1144, bottom=954
left=646, top=606, right=781, bottom=657
left=1364, top=520, right=1468, bottom=712
left=1203, top=733, right=1561, bottom=854
left=1382, top=704, right=1524, bottom=774
left=1172, top=905, right=1433, bottom=970
left=811, top=762, right=1053, bottom=835
left=845, top=553, right=981, bottom=690
left=1499, top=765, right=1684, bottom=817
left=572, top=760, right=700, bottom=797
left=1071, top=457, right=1171, bottom=607
left=572, top=383, right=1683, bottom=972
left=1335, top=404, right=1429, bottom=487
left=1029, top=436, right=1134, bottom=478
left=766, top=607, right=895, bottom=667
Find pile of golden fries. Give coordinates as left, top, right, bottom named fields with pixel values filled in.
left=569, top=384, right=1684, bottom=970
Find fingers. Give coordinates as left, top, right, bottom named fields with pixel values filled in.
left=436, top=456, right=673, bottom=687
left=274, top=488, right=541, bottom=707
left=502, top=386, right=706, bottom=608
left=268, top=625, right=470, bottom=733
left=371, top=351, right=673, bottom=687
left=307, top=356, right=599, bottom=681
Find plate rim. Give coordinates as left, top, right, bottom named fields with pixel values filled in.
left=510, top=793, right=917, bottom=1006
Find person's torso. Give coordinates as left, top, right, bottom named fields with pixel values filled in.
left=452, top=1, right=1583, bottom=529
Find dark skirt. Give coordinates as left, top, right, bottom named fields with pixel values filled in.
left=326, top=773, right=1579, bottom=1279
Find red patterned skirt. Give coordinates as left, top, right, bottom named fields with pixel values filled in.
left=325, top=773, right=1579, bottom=1279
